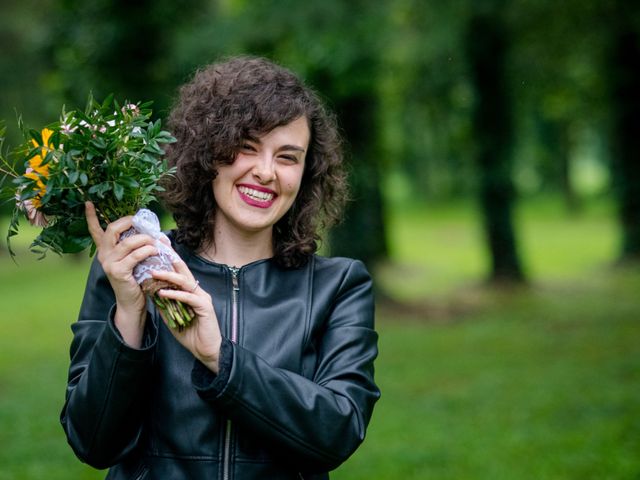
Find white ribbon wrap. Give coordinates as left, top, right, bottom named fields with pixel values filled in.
left=120, top=208, right=178, bottom=285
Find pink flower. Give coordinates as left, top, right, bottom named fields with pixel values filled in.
left=18, top=196, right=50, bottom=227
left=61, top=123, right=77, bottom=135
left=122, top=103, right=140, bottom=116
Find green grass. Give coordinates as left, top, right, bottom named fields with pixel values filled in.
left=377, top=195, right=618, bottom=299
left=0, top=196, right=638, bottom=479
left=336, top=270, right=640, bottom=479
left=0, top=254, right=102, bottom=480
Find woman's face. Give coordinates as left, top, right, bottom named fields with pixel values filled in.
left=212, top=116, right=309, bottom=238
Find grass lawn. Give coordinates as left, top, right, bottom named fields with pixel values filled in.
left=0, top=253, right=101, bottom=480
left=0, top=196, right=638, bottom=479
left=337, top=270, right=640, bottom=479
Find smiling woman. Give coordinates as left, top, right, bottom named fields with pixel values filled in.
left=163, top=57, right=348, bottom=270
left=60, top=56, right=380, bottom=480
left=211, top=116, right=310, bottom=259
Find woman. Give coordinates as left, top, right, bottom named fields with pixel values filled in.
left=61, top=56, right=380, bottom=479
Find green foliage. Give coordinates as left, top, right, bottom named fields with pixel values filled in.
left=0, top=95, right=175, bottom=257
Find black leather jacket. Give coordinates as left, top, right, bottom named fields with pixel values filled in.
left=61, top=243, right=380, bottom=479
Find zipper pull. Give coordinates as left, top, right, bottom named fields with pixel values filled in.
left=228, top=265, right=240, bottom=344
left=228, top=266, right=240, bottom=290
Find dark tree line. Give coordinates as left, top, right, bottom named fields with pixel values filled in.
left=2, top=0, right=640, bottom=279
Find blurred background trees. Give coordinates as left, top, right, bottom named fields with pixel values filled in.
left=1, top=0, right=639, bottom=279
left=2, top=4, right=638, bottom=478
left=45, top=0, right=202, bottom=113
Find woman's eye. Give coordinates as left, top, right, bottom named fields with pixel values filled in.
left=279, top=155, right=298, bottom=163
left=241, top=143, right=256, bottom=151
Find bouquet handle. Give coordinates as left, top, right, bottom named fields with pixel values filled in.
left=119, top=209, right=195, bottom=330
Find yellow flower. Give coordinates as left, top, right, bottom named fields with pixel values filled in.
left=23, top=128, right=54, bottom=207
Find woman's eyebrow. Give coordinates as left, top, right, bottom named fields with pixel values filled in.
left=245, top=136, right=306, bottom=153
left=277, top=144, right=306, bottom=153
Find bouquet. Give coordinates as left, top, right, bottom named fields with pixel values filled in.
left=0, top=95, right=194, bottom=330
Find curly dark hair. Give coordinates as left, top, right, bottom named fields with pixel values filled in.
left=161, top=56, right=347, bottom=268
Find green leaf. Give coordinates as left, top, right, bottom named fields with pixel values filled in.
left=156, top=131, right=177, bottom=144
left=102, top=93, right=115, bottom=111
left=88, top=182, right=111, bottom=198
left=6, top=206, right=21, bottom=259
left=90, top=137, right=107, bottom=150
left=113, top=182, right=124, bottom=201
left=119, top=177, right=140, bottom=188
left=67, top=217, right=89, bottom=235
left=18, top=189, right=37, bottom=201
left=28, top=129, right=42, bottom=145
left=151, top=119, right=161, bottom=137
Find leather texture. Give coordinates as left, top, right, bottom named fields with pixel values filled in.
left=61, top=241, right=380, bottom=479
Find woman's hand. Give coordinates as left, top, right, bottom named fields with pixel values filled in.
left=151, top=259, right=223, bottom=374
left=85, top=201, right=157, bottom=348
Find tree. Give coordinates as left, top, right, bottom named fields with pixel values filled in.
left=606, top=2, right=640, bottom=261
left=465, top=0, right=526, bottom=283
left=45, top=0, right=207, bottom=115
left=506, top=0, right=609, bottom=213
left=315, top=65, right=388, bottom=265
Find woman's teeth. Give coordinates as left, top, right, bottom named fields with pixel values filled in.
left=239, top=186, right=274, bottom=201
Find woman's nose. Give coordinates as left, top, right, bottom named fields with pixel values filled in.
left=252, top=156, right=277, bottom=183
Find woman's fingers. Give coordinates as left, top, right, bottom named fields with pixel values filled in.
left=113, top=233, right=156, bottom=256
left=151, top=269, right=198, bottom=293
left=85, top=201, right=140, bottom=251
left=123, top=245, right=159, bottom=268
left=156, top=288, right=200, bottom=303
left=151, top=255, right=198, bottom=292
left=104, top=217, right=136, bottom=247
left=170, top=255, right=194, bottom=278
left=158, top=233, right=172, bottom=247
left=85, top=202, right=104, bottom=245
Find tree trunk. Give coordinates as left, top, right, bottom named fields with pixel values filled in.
left=328, top=93, right=388, bottom=266
left=538, top=116, right=580, bottom=213
left=465, top=5, right=526, bottom=283
left=607, top=8, right=640, bottom=261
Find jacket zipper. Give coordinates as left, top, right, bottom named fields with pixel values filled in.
left=222, top=265, right=240, bottom=480
left=133, top=465, right=149, bottom=480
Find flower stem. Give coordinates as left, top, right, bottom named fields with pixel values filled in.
left=152, top=293, right=192, bottom=332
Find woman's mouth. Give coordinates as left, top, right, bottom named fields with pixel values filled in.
left=237, top=184, right=276, bottom=208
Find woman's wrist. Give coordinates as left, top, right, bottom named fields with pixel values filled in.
left=197, top=338, right=222, bottom=375
left=200, top=356, right=220, bottom=375
left=114, top=303, right=147, bottom=348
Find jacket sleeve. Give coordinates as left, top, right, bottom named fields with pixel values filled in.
left=192, top=259, right=380, bottom=472
left=60, top=257, right=157, bottom=469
